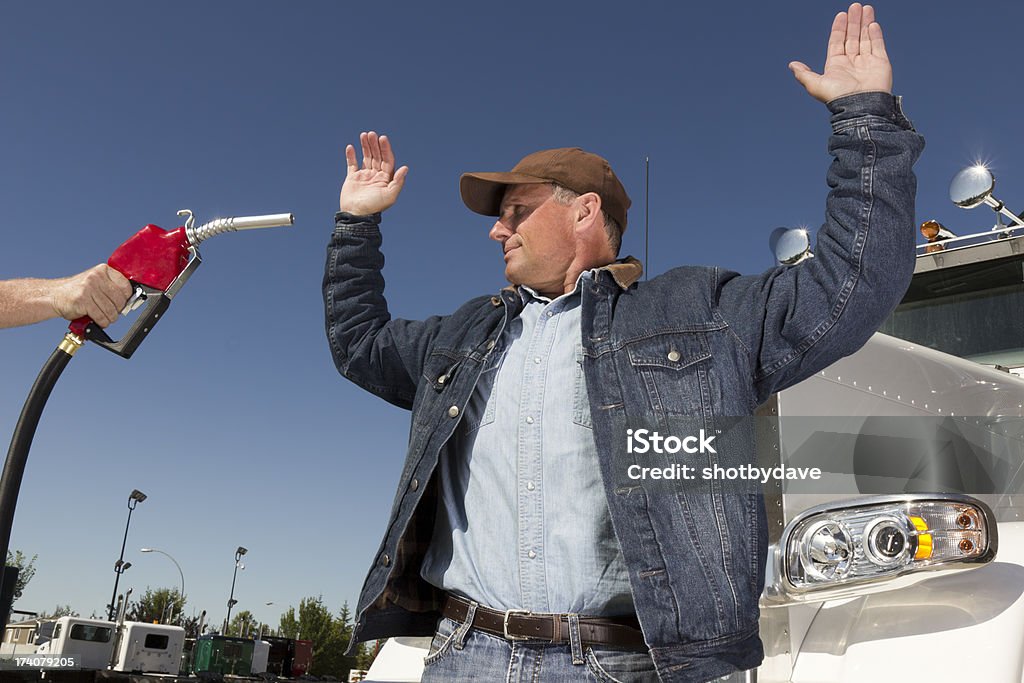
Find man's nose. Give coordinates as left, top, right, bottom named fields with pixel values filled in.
left=489, top=219, right=511, bottom=242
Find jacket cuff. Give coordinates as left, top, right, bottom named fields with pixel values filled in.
left=334, top=211, right=382, bottom=237
left=335, top=211, right=382, bottom=227
left=827, top=92, right=913, bottom=130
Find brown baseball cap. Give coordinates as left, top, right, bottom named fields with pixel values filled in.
left=460, top=147, right=631, bottom=231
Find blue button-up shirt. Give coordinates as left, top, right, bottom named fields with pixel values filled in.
left=421, top=273, right=635, bottom=616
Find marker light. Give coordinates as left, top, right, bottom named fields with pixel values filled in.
left=782, top=496, right=995, bottom=595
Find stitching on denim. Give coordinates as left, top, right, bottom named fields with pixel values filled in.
left=713, top=267, right=753, bottom=358
left=423, top=619, right=458, bottom=666
left=325, top=244, right=416, bottom=404
left=754, top=122, right=877, bottom=383
left=453, top=602, right=476, bottom=650
left=708, top=471, right=742, bottom=625
left=332, top=225, right=380, bottom=237
left=568, top=614, right=584, bottom=665
left=585, top=648, right=627, bottom=682
left=505, top=641, right=516, bottom=683
left=673, top=493, right=728, bottom=628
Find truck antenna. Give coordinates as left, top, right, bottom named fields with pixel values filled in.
left=645, top=156, right=650, bottom=280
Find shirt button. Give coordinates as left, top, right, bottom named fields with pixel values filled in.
left=533, top=357, right=541, bottom=364
left=410, top=478, right=419, bottom=491
left=380, top=554, right=391, bottom=567
left=546, top=311, right=553, bottom=317
left=667, top=350, right=681, bottom=362
left=526, top=481, right=536, bottom=491
left=448, top=406, right=460, bottom=418
left=527, top=550, right=537, bottom=559
left=525, top=416, right=534, bottom=424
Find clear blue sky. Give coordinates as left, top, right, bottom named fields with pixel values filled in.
left=1, top=0, right=1022, bottom=629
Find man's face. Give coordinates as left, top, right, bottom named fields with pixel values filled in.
left=489, top=184, right=576, bottom=296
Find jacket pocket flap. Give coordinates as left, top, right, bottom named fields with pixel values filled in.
left=626, top=333, right=710, bottom=370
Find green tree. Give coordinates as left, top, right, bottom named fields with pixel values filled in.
left=40, top=604, right=79, bottom=619
left=275, top=597, right=363, bottom=679
left=227, top=609, right=258, bottom=637
left=278, top=605, right=299, bottom=639
left=5, top=550, right=37, bottom=603
left=125, top=587, right=185, bottom=624
left=355, top=640, right=381, bottom=672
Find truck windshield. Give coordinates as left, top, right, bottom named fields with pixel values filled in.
left=879, top=253, right=1024, bottom=367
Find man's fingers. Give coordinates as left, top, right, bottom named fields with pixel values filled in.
left=88, top=289, right=119, bottom=328
left=345, top=144, right=358, bottom=174
left=389, top=165, right=409, bottom=194
left=868, top=21, right=887, bottom=59
left=359, top=132, right=371, bottom=170
left=380, top=135, right=396, bottom=176
left=788, top=61, right=819, bottom=88
left=103, top=265, right=131, bottom=297
left=827, top=12, right=847, bottom=58
left=845, top=3, right=862, bottom=57
left=860, top=5, right=875, bottom=56
left=367, top=131, right=383, bottom=171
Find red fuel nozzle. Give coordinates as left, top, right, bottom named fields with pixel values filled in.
left=68, top=211, right=294, bottom=357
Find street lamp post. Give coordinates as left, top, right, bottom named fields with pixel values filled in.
left=224, top=546, right=247, bottom=634
left=140, top=548, right=185, bottom=623
left=107, top=489, right=146, bottom=621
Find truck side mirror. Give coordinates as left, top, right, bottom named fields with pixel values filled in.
left=950, top=165, right=996, bottom=209
left=769, top=227, right=814, bottom=265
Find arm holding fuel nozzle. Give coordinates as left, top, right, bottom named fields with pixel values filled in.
left=0, top=265, right=132, bottom=330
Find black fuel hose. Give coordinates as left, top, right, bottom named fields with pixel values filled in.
left=0, top=337, right=79, bottom=632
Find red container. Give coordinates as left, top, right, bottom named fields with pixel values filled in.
left=292, top=639, right=313, bottom=676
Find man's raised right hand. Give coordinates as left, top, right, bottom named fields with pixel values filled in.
left=338, top=131, right=409, bottom=215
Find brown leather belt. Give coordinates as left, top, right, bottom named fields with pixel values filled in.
left=442, top=594, right=646, bottom=650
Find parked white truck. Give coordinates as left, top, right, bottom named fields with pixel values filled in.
left=30, top=615, right=186, bottom=675
left=366, top=165, right=1024, bottom=683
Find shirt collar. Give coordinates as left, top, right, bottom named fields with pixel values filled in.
left=507, top=256, right=645, bottom=303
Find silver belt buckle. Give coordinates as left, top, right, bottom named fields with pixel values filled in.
left=502, top=609, right=533, bottom=641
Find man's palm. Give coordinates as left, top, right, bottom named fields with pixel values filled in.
left=339, top=132, right=408, bottom=215
left=790, top=4, right=892, bottom=104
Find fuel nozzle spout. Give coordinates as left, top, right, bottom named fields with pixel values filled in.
left=186, top=212, right=295, bottom=246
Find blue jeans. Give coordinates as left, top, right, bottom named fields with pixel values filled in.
left=421, top=616, right=659, bottom=683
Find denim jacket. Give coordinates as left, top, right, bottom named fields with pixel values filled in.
left=323, top=92, right=924, bottom=682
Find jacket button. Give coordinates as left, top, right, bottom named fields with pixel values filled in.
left=448, top=406, right=460, bottom=418
left=410, top=478, right=419, bottom=491
left=437, top=374, right=447, bottom=385
left=380, top=553, right=391, bottom=567
left=667, top=350, right=681, bottom=362
left=487, top=340, right=496, bottom=350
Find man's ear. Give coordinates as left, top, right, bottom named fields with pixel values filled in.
left=574, top=192, right=603, bottom=233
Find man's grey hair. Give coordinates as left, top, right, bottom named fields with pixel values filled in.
left=550, top=184, right=622, bottom=257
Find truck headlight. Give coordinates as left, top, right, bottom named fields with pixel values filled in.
left=781, top=494, right=996, bottom=596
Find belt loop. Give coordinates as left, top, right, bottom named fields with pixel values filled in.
left=453, top=600, right=477, bottom=650
left=567, top=613, right=584, bottom=665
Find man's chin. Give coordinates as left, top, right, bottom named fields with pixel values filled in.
left=504, top=265, right=523, bottom=286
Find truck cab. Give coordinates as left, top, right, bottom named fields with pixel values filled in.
left=759, top=167, right=1024, bottom=682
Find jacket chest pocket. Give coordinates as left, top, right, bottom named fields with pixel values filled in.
left=626, top=332, right=712, bottom=418
left=420, top=347, right=506, bottom=434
